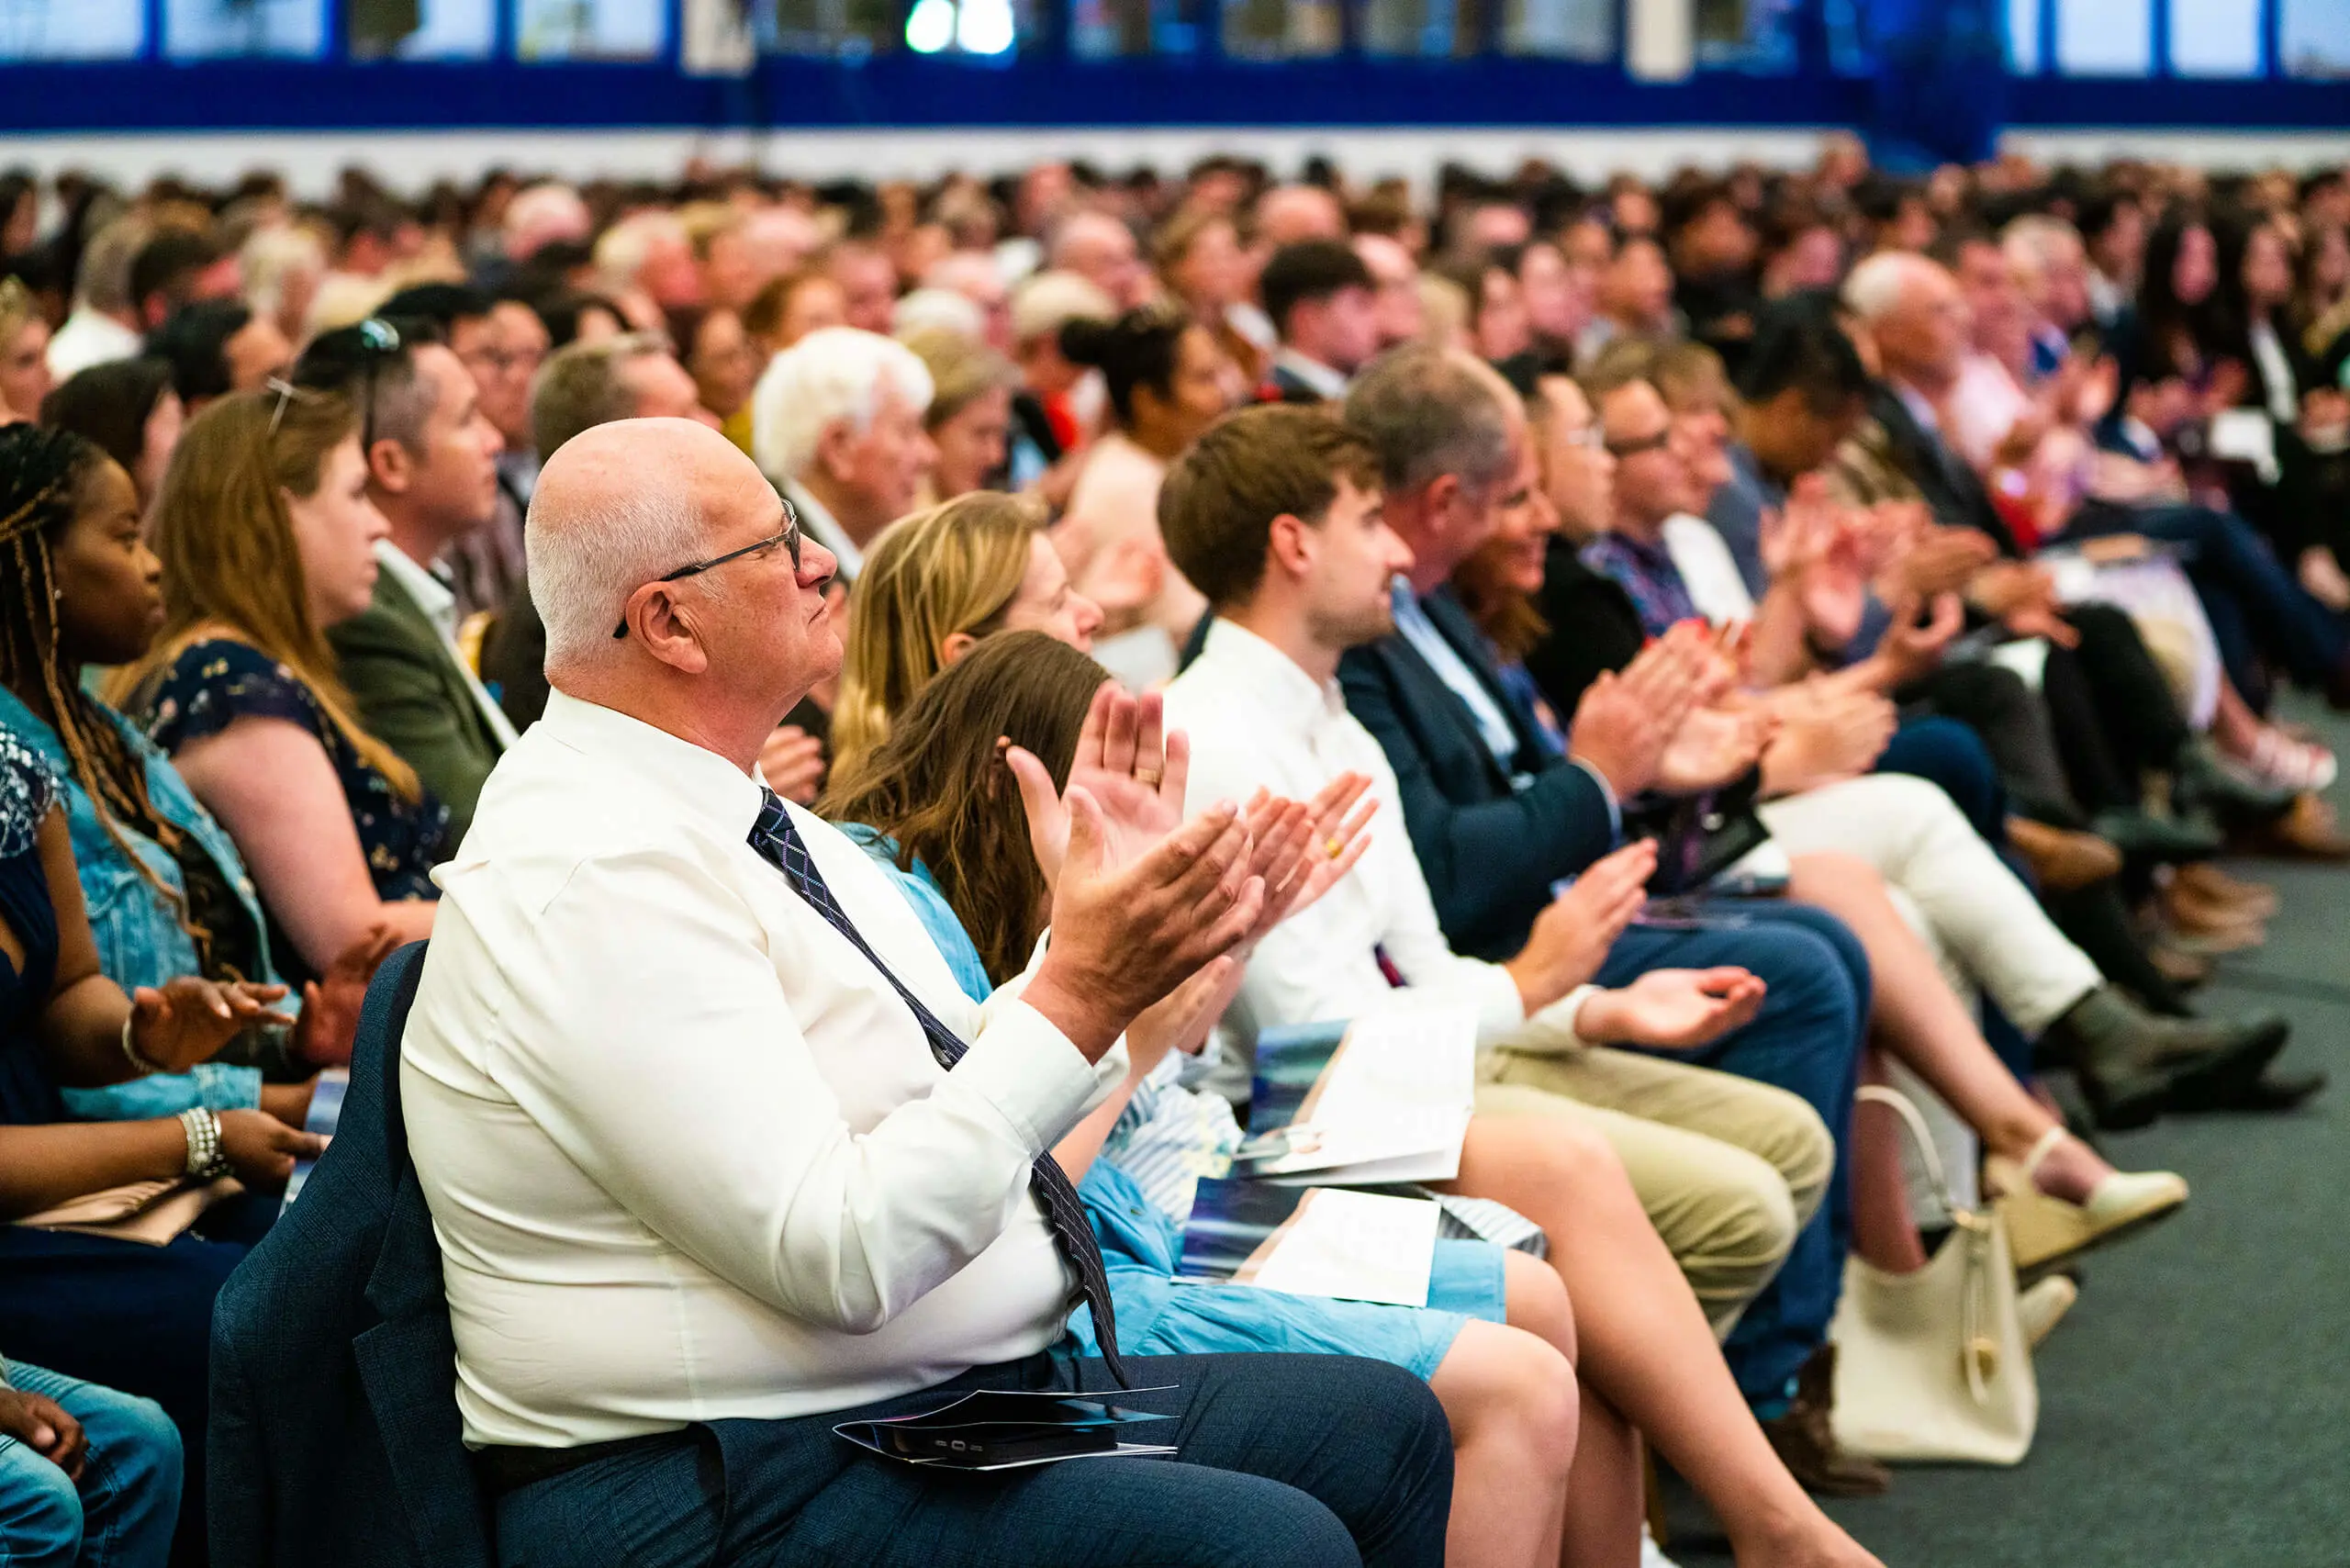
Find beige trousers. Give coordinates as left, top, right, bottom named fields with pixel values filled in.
left=1475, top=1035, right=1833, bottom=1338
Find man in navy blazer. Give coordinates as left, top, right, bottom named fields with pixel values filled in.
left=1337, top=345, right=1886, bottom=1491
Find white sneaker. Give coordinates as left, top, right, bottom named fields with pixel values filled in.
left=1641, top=1523, right=1684, bottom=1568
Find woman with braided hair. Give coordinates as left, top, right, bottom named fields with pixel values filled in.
left=0, top=726, right=327, bottom=1568
left=0, top=423, right=384, bottom=1124
left=112, top=385, right=442, bottom=985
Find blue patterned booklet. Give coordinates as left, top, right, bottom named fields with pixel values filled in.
left=1233, top=1003, right=1476, bottom=1185
left=1178, top=1177, right=1440, bottom=1307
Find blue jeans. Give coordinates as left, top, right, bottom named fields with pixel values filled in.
left=1600, top=902, right=1868, bottom=1407
left=0, top=1361, right=182, bottom=1568
left=0, top=1196, right=267, bottom=1566
left=494, top=1350, right=1454, bottom=1568
left=2071, top=498, right=2349, bottom=705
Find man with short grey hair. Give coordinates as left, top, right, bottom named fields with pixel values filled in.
left=750, top=325, right=937, bottom=584
left=402, top=415, right=1456, bottom=1568
left=1337, top=349, right=1884, bottom=1476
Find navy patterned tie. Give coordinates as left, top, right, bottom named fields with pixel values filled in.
left=747, top=790, right=1131, bottom=1387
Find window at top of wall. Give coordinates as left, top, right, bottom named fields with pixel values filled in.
left=1693, top=0, right=1799, bottom=73
left=1500, top=0, right=1613, bottom=62
left=2053, top=0, right=2151, bottom=73
left=351, top=0, right=497, bottom=59
left=2282, top=0, right=2350, bottom=77
left=516, top=0, right=666, bottom=59
left=0, top=0, right=145, bottom=58
left=164, top=0, right=325, bottom=58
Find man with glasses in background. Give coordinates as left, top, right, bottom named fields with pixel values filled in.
left=297, top=317, right=515, bottom=856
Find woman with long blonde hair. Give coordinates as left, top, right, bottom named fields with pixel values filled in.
left=115, top=386, right=442, bottom=981
left=828, top=490, right=1102, bottom=790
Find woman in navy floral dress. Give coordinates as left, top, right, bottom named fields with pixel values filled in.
left=117, top=386, right=443, bottom=986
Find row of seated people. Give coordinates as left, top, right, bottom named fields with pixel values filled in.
left=1, top=148, right=2344, bottom=1567
left=0, top=339, right=2319, bottom=1568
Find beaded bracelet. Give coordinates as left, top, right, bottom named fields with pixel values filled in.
left=178, top=1107, right=232, bottom=1181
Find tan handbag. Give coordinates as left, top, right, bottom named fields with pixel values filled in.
left=1829, top=1085, right=2037, bottom=1465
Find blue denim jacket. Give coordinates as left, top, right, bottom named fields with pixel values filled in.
left=0, top=688, right=274, bottom=1116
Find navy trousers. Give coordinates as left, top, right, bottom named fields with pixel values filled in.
left=1598, top=902, right=1868, bottom=1406
left=493, top=1349, right=1455, bottom=1568
left=2070, top=498, right=2348, bottom=708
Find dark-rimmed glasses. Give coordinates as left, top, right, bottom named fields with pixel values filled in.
left=1605, top=427, right=1673, bottom=459
left=612, top=499, right=802, bottom=639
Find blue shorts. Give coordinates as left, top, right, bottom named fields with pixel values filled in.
left=1069, top=1164, right=1510, bottom=1382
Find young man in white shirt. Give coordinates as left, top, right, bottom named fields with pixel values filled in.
left=1159, top=403, right=1887, bottom=1559
left=399, top=416, right=1454, bottom=1568
left=1158, top=398, right=1883, bottom=1493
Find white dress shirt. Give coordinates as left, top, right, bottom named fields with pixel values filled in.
left=45, top=307, right=142, bottom=381
left=374, top=541, right=520, bottom=749
left=1662, top=513, right=1759, bottom=625
left=400, top=690, right=1123, bottom=1447
left=1162, top=619, right=1592, bottom=1091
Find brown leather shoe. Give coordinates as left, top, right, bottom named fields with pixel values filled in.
left=1760, top=1347, right=1892, bottom=1497
left=2242, top=793, right=2350, bottom=860
left=2007, top=816, right=2122, bottom=891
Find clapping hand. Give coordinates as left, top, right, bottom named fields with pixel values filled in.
left=1761, top=682, right=1897, bottom=796
left=1015, top=686, right=1265, bottom=1060
left=1247, top=773, right=1378, bottom=937
left=1570, top=624, right=1709, bottom=798
left=128, top=977, right=296, bottom=1077
left=1970, top=561, right=2078, bottom=648
left=1872, top=589, right=1964, bottom=690
left=1884, top=524, right=1998, bottom=602
left=1574, top=967, right=1766, bottom=1050
left=295, top=924, right=401, bottom=1068
left=1656, top=705, right=1771, bottom=794
left=1005, top=684, right=1190, bottom=890
left=1503, top=839, right=1658, bottom=1012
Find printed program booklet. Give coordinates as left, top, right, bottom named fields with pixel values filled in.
left=1179, top=1178, right=1440, bottom=1308
left=1233, top=1003, right=1475, bottom=1185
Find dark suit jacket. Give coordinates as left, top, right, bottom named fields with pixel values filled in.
left=478, top=577, right=551, bottom=734
left=1338, top=587, right=1616, bottom=963
left=331, top=567, right=507, bottom=850
left=209, top=942, right=494, bottom=1568
left=1865, top=382, right=2025, bottom=557
left=1524, top=537, right=1647, bottom=717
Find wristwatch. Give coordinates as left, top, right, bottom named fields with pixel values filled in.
left=178, top=1107, right=233, bottom=1181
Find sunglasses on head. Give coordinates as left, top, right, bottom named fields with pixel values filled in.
left=290, top=317, right=407, bottom=452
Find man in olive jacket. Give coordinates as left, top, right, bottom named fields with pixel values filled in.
left=308, top=322, right=515, bottom=854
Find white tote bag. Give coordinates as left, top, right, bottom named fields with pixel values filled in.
left=1829, top=1086, right=2038, bottom=1465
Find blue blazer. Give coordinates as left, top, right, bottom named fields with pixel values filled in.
left=207, top=942, right=494, bottom=1568
left=1337, top=588, right=1617, bottom=963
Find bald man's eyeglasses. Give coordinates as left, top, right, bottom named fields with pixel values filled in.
left=613, top=500, right=802, bottom=639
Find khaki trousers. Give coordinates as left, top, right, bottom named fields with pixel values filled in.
left=1475, top=1036, right=1833, bottom=1338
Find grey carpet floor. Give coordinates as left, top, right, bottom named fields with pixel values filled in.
left=1674, top=701, right=2350, bottom=1568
